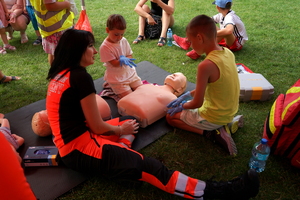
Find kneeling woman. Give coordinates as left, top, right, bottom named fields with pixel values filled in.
left=46, top=29, right=259, bottom=200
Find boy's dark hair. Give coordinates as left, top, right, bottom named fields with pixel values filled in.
left=186, top=15, right=217, bottom=39
left=47, top=29, right=95, bottom=80
left=220, top=2, right=232, bottom=10
left=106, top=14, right=127, bottom=30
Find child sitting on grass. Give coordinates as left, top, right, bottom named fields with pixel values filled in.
left=173, top=0, right=248, bottom=60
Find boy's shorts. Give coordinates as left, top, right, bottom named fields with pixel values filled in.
left=108, top=74, right=142, bottom=95
left=219, top=38, right=243, bottom=52
left=180, top=108, right=222, bottom=131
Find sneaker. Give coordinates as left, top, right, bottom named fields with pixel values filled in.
left=33, top=37, right=42, bottom=45
left=228, top=115, right=244, bottom=134
left=204, top=126, right=237, bottom=156
left=204, top=169, right=260, bottom=200
left=186, top=49, right=201, bottom=60
left=173, top=34, right=191, bottom=50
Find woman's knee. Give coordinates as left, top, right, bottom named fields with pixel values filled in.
left=11, top=16, right=28, bottom=31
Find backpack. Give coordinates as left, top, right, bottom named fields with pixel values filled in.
left=263, top=79, right=300, bottom=168
left=144, top=14, right=162, bottom=39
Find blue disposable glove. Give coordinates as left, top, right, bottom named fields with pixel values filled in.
left=119, top=55, right=137, bottom=68
left=167, top=101, right=186, bottom=116
left=167, top=91, right=192, bottom=108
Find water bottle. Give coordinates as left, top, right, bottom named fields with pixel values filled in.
left=167, top=28, right=173, bottom=46
left=249, top=138, right=270, bottom=172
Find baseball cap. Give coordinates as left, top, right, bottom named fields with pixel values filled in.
left=212, top=0, right=232, bottom=8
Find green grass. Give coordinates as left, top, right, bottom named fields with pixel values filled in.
left=1, top=0, right=300, bottom=199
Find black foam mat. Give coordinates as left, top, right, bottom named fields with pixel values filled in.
left=5, top=61, right=196, bottom=200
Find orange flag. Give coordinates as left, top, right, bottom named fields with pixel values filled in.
left=74, top=10, right=93, bottom=33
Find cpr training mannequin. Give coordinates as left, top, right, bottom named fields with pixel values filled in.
left=118, top=73, right=187, bottom=128
left=32, top=95, right=112, bottom=137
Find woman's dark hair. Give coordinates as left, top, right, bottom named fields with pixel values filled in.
left=47, top=29, right=95, bottom=80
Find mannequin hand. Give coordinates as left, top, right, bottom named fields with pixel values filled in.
left=167, top=91, right=192, bottom=108
left=120, top=119, right=139, bottom=135
left=167, top=101, right=186, bottom=116
left=119, top=55, right=137, bottom=68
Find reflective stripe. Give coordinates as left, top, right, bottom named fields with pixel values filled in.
left=282, top=96, right=300, bottom=121
left=174, top=173, right=188, bottom=198
left=37, top=11, right=73, bottom=36
left=31, top=0, right=74, bottom=37
left=174, top=172, right=205, bottom=199
left=286, top=86, right=300, bottom=94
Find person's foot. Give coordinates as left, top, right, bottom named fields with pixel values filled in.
left=33, top=36, right=42, bottom=45
left=4, top=44, right=16, bottom=51
left=0, top=71, right=21, bottom=84
left=203, top=126, right=237, bottom=156
left=132, top=35, right=145, bottom=44
left=157, top=37, right=166, bottom=47
left=204, top=169, right=260, bottom=200
left=186, top=49, right=201, bottom=60
left=228, top=115, right=244, bottom=134
left=21, top=33, right=28, bottom=44
left=173, top=34, right=191, bottom=50
left=7, top=26, right=14, bottom=40
left=0, top=46, right=7, bottom=54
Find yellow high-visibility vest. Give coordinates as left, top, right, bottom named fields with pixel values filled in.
left=30, top=0, right=74, bottom=38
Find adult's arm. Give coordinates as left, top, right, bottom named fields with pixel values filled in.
left=44, top=0, right=70, bottom=12
left=81, top=93, right=138, bottom=135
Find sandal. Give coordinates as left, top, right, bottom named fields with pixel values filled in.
left=133, top=35, right=145, bottom=44
left=0, top=47, right=7, bottom=55
left=21, top=33, right=28, bottom=44
left=157, top=37, right=166, bottom=47
left=4, top=44, right=16, bottom=51
left=0, top=75, right=21, bottom=84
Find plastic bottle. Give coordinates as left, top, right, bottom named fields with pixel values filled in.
left=167, top=28, right=173, bottom=46
left=249, top=138, right=270, bottom=172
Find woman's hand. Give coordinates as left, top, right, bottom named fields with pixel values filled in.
left=9, top=13, right=16, bottom=23
left=120, top=119, right=139, bottom=135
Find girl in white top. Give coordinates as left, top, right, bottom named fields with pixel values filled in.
left=100, top=14, right=142, bottom=99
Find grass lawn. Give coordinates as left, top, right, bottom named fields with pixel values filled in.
left=1, top=0, right=299, bottom=199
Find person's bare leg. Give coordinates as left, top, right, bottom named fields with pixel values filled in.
left=133, top=5, right=150, bottom=44
left=0, top=118, right=10, bottom=129
left=48, top=54, right=54, bottom=65
left=10, top=15, right=28, bottom=43
left=157, top=11, right=174, bottom=46
left=166, top=112, right=204, bottom=135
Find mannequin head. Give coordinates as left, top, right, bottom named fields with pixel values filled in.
left=164, top=72, right=187, bottom=96
left=32, top=96, right=111, bottom=137
left=32, top=110, right=52, bottom=137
